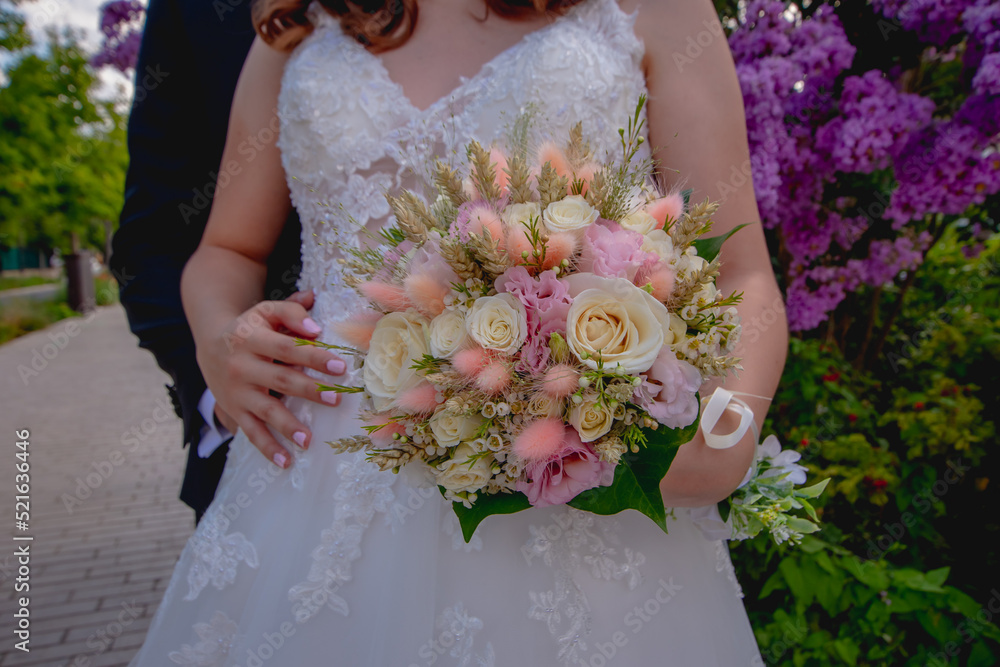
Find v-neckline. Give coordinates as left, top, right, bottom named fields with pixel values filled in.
left=359, top=4, right=583, bottom=116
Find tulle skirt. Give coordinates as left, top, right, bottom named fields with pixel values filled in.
left=130, top=393, right=762, bottom=667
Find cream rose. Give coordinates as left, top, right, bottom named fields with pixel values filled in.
left=620, top=209, right=659, bottom=235
left=502, top=202, right=542, bottom=229
left=526, top=392, right=564, bottom=418
left=642, top=229, right=676, bottom=263
left=363, top=311, right=430, bottom=400
left=542, top=194, right=599, bottom=234
left=569, top=397, right=615, bottom=442
left=436, top=443, right=492, bottom=494
left=429, top=410, right=485, bottom=448
left=663, top=312, right=688, bottom=347
left=466, top=293, right=527, bottom=355
left=563, top=274, right=672, bottom=374
left=429, top=310, right=470, bottom=358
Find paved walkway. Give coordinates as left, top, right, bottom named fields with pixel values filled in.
left=0, top=305, right=195, bottom=666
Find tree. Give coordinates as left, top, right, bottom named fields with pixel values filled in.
left=0, top=29, right=129, bottom=256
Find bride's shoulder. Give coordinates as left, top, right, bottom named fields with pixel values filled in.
left=619, top=0, right=725, bottom=46
left=231, top=38, right=291, bottom=129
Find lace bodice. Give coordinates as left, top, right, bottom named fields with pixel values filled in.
left=276, top=0, right=648, bottom=335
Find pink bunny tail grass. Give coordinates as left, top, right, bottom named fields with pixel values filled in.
left=394, top=381, right=440, bottom=414
left=475, top=361, right=511, bottom=395
left=573, top=161, right=600, bottom=196
left=538, top=141, right=572, bottom=180
left=404, top=272, right=450, bottom=319
left=453, top=347, right=490, bottom=377
left=358, top=281, right=412, bottom=312
left=505, top=227, right=536, bottom=264
left=469, top=205, right=505, bottom=249
left=331, top=311, right=381, bottom=352
left=647, top=193, right=685, bottom=230
left=541, top=232, right=578, bottom=271
left=647, top=267, right=676, bottom=302
left=513, top=418, right=567, bottom=462
left=365, top=415, right=406, bottom=448
left=541, top=364, right=579, bottom=399
left=490, top=147, right=510, bottom=192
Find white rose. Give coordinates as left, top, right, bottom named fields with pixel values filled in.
left=466, top=293, right=527, bottom=355
left=502, top=202, right=542, bottom=229
left=429, top=410, right=485, bottom=448
left=436, top=443, right=493, bottom=494
left=363, top=311, right=430, bottom=400
left=674, top=247, right=708, bottom=278
left=663, top=312, right=688, bottom=347
left=526, top=392, right=564, bottom=418
left=620, top=209, right=659, bottom=235
left=642, top=229, right=676, bottom=263
left=563, top=274, right=672, bottom=374
left=429, top=310, right=470, bottom=358
left=569, top=397, right=615, bottom=442
left=542, top=194, right=599, bottom=234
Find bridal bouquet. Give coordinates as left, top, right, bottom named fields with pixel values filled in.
left=315, top=100, right=825, bottom=543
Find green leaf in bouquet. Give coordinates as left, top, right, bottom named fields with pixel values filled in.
left=717, top=497, right=731, bottom=522
left=786, top=517, right=821, bottom=535
left=692, top=222, right=752, bottom=262
left=795, top=477, right=831, bottom=499
left=568, top=417, right=699, bottom=533
left=451, top=490, right=532, bottom=543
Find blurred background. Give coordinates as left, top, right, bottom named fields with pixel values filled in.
left=0, top=0, right=998, bottom=664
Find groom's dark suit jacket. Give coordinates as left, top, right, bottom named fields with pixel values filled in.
left=110, top=0, right=302, bottom=521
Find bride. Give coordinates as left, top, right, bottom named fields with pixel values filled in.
left=131, top=0, right=787, bottom=664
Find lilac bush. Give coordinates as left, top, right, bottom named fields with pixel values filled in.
left=730, top=0, right=1000, bottom=338
left=91, top=0, right=145, bottom=72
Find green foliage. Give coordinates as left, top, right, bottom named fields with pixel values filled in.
left=737, top=227, right=1000, bottom=664
left=0, top=289, right=75, bottom=344
left=0, top=29, right=128, bottom=254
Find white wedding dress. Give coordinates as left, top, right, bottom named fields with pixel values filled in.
left=130, top=1, right=763, bottom=664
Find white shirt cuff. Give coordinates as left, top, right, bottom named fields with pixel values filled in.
left=196, top=389, right=232, bottom=458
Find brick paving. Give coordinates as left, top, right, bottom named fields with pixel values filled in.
left=0, top=305, right=196, bottom=666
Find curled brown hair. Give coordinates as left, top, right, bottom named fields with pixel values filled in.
left=253, top=0, right=581, bottom=53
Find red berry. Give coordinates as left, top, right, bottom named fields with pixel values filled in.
left=848, top=413, right=857, bottom=423
left=914, top=401, right=925, bottom=410
left=800, top=438, right=810, bottom=447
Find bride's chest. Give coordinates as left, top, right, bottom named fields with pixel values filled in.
left=277, top=3, right=647, bottom=188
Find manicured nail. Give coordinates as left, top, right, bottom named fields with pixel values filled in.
left=302, top=317, right=322, bottom=334
left=327, top=359, right=346, bottom=375
left=321, top=391, right=340, bottom=405
left=273, top=451, right=288, bottom=468
left=293, top=431, right=307, bottom=447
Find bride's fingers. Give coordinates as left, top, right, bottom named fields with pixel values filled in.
left=251, top=328, right=348, bottom=378
left=260, top=300, right=322, bottom=340
left=239, top=412, right=296, bottom=469
left=246, top=392, right=313, bottom=458
left=244, top=361, right=339, bottom=407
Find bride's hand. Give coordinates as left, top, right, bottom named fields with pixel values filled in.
left=198, top=290, right=347, bottom=469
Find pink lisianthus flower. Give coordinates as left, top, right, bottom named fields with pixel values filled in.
left=516, top=426, right=615, bottom=507
left=496, top=267, right=574, bottom=374
left=578, top=221, right=657, bottom=282
left=635, top=349, right=702, bottom=429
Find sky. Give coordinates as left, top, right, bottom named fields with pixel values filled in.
left=4, top=0, right=133, bottom=96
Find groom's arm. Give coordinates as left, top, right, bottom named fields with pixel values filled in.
left=110, top=0, right=258, bottom=447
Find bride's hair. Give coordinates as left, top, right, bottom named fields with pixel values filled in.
left=253, top=0, right=583, bottom=52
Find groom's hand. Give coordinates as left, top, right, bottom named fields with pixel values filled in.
left=198, top=289, right=348, bottom=469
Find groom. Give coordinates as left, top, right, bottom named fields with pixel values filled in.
left=111, top=0, right=302, bottom=522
